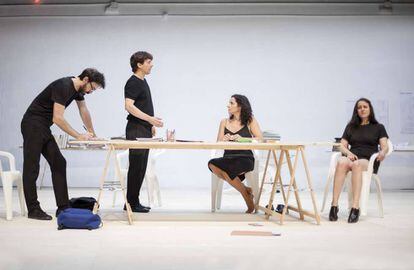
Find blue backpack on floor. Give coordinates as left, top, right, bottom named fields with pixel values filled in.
left=57, top=208, right=102, bottom=230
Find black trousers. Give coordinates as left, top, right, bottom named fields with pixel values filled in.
left=126, top=121, right=152, bottom=206
left=21, top=117, right=69, bottom=212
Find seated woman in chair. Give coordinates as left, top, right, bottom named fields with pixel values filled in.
left=208, top=94, right=263, bottom=213
left=330, top=98, right=389, bottom=223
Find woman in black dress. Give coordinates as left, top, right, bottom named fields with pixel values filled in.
left=330, top=98, right=389, bottom=223
left=208, top=94, right=263, bottom=213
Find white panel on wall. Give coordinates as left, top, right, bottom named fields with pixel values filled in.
left=0, top=15, right=413, bottom=189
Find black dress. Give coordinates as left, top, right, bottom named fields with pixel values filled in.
left=208, top=125, right=255, bottom=181
left=341, top=123, right=389, bottom=174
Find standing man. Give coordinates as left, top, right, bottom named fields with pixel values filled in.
left=124, top=51, right=163, bottom=213
left=21, top=68, right=105, bottom=220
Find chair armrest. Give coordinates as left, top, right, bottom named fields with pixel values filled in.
left=210, top=149, right=224, bottom=158
left=151, top=149, right=166, bottom=159
left=116, top=150, right=129, bottom=160
left=116, top=150, right=129, bottom=168
left=386, top=139, right=393, bottom=156
left=330, top=152, right=342, bottom=164
left=0, top=151, right=16, bottom=171
left=366, top=153, right=379, bottom=176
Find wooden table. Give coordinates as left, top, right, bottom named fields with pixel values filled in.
left=69, top=140, right=336, bottom=225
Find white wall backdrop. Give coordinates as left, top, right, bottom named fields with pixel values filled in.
left=1, top=15, right=413, bottom=190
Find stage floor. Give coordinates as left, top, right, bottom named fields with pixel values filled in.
left=1, top=188, right=413, bottom=270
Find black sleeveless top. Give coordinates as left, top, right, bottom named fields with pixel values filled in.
left=223, top=125, right=254, bottom=158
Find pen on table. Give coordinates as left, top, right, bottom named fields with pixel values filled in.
left=83, top=125, right=94, bottom=136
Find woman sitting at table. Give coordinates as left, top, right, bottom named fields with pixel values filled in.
left=208, top=94, right=263, bottom=213
left=330, top=97, right=389, bottom=223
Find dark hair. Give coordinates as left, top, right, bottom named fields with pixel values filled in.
left=130, top=51, right=153, bottom=73
left=230, top=94, right=253, bottom=126
left=78, top=68, right=105, bottom=88
left=348, top=97, right=379, bottom=128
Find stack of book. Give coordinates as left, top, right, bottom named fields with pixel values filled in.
left=262, top=130, right=281, bottom=142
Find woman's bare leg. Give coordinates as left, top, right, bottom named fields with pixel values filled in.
left=332, top=157, right=352, bottom=206
left=209, top=164, right=254, bottom=213
left=350, top=159, right=369, bottom=208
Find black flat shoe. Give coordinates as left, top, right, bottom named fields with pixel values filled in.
left=348, top=208, right=360, bottom=223
left=329, top=206, right=339, bottom=221
left=28, top=208, right=52, bottom=220
left=276, top=204, right=285, bottom=214
left=138, top=203, right=151, bottom=210
left=123, top=204, right=150, bottom=213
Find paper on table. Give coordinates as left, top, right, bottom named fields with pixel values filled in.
left=175, top=139, right=204, bottom=143
left=68, top=138, right=106, bottom=148
left=136, top=137, right=163, bottom=142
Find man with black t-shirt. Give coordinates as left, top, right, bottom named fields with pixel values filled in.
left=124, top=51, right=163, bottom=213
left=21, top=68, right=105, bottom=220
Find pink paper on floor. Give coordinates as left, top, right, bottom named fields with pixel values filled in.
left=231, top=230, right=281, bottom=236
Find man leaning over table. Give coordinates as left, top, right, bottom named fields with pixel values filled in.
left=21, top=68, right=105, bottom=220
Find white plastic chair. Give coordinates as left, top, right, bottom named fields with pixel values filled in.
left=210, top=149, right=260, bottom=212
left=321, top=139, right=393, bottom=217
left=114, top=149, right=164, bottom=207
left=0, top=151, right=26, bottom=220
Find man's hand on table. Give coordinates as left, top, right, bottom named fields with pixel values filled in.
left=76, top=132, right=94, bottom=141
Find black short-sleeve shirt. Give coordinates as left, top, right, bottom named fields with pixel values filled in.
left=124, top=75, right=154, bottom=128
left=23, top=77, right=84, bottom=126
left=341, top=123, right=389, bottom=173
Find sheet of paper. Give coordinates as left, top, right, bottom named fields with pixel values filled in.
left=231, top=230, right=281, bottom=236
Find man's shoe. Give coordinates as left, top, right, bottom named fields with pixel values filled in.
left=329, top=206, right=339, bottom=221
left=123, top=204, right=150, bottom=213
left=138, top=203, right=151, bottom=210
left=28, top=208, right=52, bottom=220
left=348, top=208, right=360, bottom=223
left=123, top=203, right=150, bottom=211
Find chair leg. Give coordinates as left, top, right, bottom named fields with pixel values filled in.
left=321, top=173, right=334, bottom=213
left=211, top=175, right=219, bottom=212
left=216, top=180, right=224, bottom=210
left=112, top=190, right=117, bottom=207
left=145, top=175, right=154, bottom=207
left=359, top=172, right=372, bottom=216
left=152, top=175, right=162, bottom=207
left=2, top=176, right=13, bottom=221
left=17, top=174, right=26, bottom=216
left=373, top=174, right=384, bottom=218
left=38, top=158, right=47, bottom=190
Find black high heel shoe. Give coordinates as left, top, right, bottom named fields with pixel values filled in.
left=348, top=208, right=360, bottom=223
left=329, top=206, right=339, bottom=221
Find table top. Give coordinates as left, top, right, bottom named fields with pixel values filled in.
left=68, top=140, right=338, bottom=150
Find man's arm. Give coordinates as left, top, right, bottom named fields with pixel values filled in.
left=53, top=103, right=92, bottom=140
left=76, top=100, right=96, bottom=136
left=125, top=98, right=163, bottom=127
